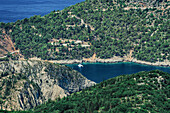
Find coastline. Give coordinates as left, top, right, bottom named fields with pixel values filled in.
left=48, top=57, right=170, bottom=67
left=1, top=56, right=169, bottom=67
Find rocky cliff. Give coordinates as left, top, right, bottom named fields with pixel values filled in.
left=0, top=60, right=95, bottom=111
left=33, top=70, right=170, bottom=113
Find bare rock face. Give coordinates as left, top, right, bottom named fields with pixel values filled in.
left=0, top=77, right=44, bottom=111
left=0, top=32, right=16, bottom=57
left=0, top=60, right=95, bottom=111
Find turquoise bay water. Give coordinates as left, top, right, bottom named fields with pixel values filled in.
left=67, top=63, right=170, bottom=83
left=0, top=0, right=85, bottom=23
left=1, top=1, right=170, bottom=83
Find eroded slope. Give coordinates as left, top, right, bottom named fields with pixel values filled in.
left=0, top=60, right=95, bottom=110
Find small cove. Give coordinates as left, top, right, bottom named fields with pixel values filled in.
left=67, top=62, right=170, bottom=83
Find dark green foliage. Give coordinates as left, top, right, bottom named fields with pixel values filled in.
left=30, top=70, right=170, bottom=113
left=0, top=110, right=30, bottom=113
left=0, top=57, right=9, bottom=61
left=0, top=0, right=169, bottom=62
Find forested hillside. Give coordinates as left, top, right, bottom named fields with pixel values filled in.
left=0, top=0, right=169, bottom=62
left=4, top=70, right=168, bottom=113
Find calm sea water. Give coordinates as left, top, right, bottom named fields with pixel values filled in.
left=67, top=63, right=170, bottom=83
left=0, top=0, right=85, bottom=23
left=1, top=0, right=170, bottom=83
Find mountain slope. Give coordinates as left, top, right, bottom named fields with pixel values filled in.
left=0, top=0, right=169, bottom=63
left=0, top=30, right=16, bottom=57
left=32, top=70, right=170, bottom=113
left=0, top=60, right=95, bottom=110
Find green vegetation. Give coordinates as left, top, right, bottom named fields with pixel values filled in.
left=6, top=70, right=165, bottom=113
left=0, top=0, right=169, bottom=62
left=1, top=70, right=170, bottom=112
left=0, top=73, right=38, bottom=98
left=0, top=71, right=43, bottom=111
left=0, top=57, right=9, bottom=61
left=0, top=0, right=169, bottom=111
left=0, top=60, right=95, bottom=111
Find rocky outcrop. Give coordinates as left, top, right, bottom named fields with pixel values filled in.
left=0, top=72, right=45, bottom=111
left=0, top=32, right=15, bottom=57
left=0, top=60, right=95, bottom=111
left=132, top=59, right=170, bottom=67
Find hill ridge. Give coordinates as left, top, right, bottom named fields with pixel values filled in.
left=32, top=70, right=170, bottom=113
left=0, top=0, right=169, bottom=64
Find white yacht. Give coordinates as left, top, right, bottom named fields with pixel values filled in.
left=78, top=64, right=83, bottom=68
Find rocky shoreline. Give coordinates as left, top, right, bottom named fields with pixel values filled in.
left=49, top=57, right=170, bottom=67
left=1, top=55, right=169, bottom=67
left=131, top=59, right=170, bottom=67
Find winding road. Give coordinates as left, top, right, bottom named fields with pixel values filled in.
left=66, top=13, right=95, bottom=31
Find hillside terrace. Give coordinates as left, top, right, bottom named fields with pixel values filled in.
left=49, top=38, right=90, bottom=50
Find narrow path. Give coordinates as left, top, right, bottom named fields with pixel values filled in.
left=0, top=50, right=20, bottom=59
left=0, top=56, right=7, bottom=59
left=67, top=13, right=95, bottom=31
